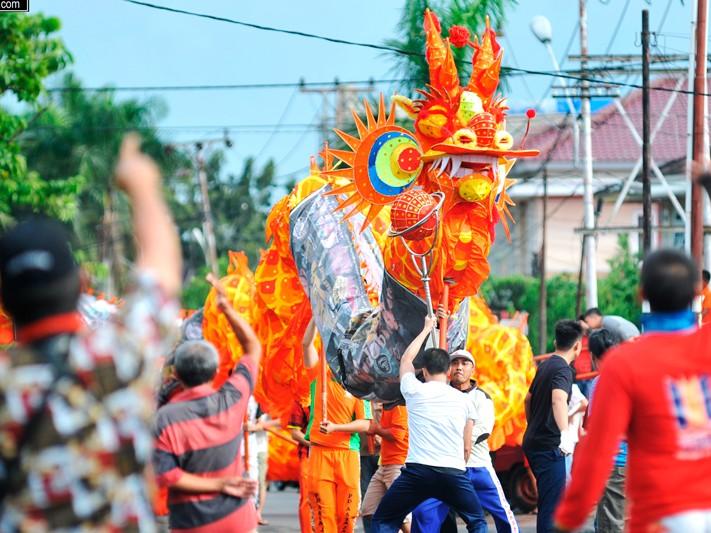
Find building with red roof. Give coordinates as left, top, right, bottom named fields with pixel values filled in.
left=490, top=76, right=694, bottom=277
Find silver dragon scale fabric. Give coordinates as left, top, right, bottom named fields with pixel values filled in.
left=290, top=185, right=469, bottom=403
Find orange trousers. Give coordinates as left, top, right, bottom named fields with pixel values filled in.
left=299, top=455, right=313, bottom=532
left=307, top=446, right=360, bottom=533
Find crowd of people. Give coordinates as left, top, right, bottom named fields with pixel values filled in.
left=1, top=135, right=711, bottom=533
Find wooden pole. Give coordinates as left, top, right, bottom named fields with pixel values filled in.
left=641, top=10, right=652, bottom=254
left=539, top=168, right=548, bottom=353
left=321, top=351, right=328, bottom=424
left=243, top=412, right=250, bottom=475
left=692, top=0, right=709, bottom=265
left=439, top=281, right=452, bottom=349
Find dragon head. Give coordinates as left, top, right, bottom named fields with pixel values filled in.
left=322, top=10, right=537, bottom=241
left=392, top=10, right=537, bottom=237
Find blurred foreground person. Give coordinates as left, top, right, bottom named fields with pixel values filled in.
left=0, top=135, right=181, bottom=531
left=556, top=250, right=711, bottom=532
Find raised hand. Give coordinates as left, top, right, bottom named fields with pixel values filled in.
left=206, top=272, right=230, bottom=311
left=115, top=133, right=161, bottom=197
left=436, top=304, right=449, bottom=321
left=423, top=315, right=437, bottom=332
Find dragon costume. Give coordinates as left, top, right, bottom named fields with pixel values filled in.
left=203, top=10, right=539, bottom=450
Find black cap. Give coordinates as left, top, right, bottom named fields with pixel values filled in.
left=0, top=218, right=77, bottom=289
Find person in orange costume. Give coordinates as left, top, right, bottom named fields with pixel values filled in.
left=302, top=319, right=373, bottom=533
left=361, top=404, right=410, bottom=533
left=288, top=399, right=312, bottom=532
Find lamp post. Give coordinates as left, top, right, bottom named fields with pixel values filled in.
left=531, top=11, right=597, bottom=310
left=530, top=15, right=580, bottom=165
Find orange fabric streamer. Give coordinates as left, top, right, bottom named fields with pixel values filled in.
left=202, top=251, right=256, bottom=388
left=266, top=428, right=300, bottom=482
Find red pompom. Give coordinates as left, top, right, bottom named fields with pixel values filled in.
left=449, top=25, right=471, bottom=48
left=526, top=108, right=536, bottom=119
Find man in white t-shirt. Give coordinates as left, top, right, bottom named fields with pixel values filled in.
left=411, top=349, right=518, bottom=533
left=245, top=397, right=279, bottom=525
left=372, top=317, right=487, bottom=533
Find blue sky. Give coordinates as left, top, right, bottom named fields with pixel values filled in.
left=33, top=0, right=693, bottom=185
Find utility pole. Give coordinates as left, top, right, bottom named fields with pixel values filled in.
left=300, top=80, right=374, bottom=147
left=641, top=10, right=652, bottom=254
left=195, top=143, right=219, bottom=277
left=170, top=133, right=232, bottom=277
left=691, top=0, right=709, bottom=265
left=580, top=0, right=598, bottom=308
left=539, top=167, right=548, bottom=354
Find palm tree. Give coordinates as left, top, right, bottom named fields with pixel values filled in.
left=384, top=0, right=513, bottom=96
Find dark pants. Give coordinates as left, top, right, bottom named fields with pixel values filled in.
left=372, top=463, right=487, bottom=533
left=524, top=448, right=566, bottom=533
left=361, top=454, right=380, bottom=533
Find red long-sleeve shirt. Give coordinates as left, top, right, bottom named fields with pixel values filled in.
left=555, top=326, right=711, bottom=531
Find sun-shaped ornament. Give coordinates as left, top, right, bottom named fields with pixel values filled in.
left=323, top=95, right=424, bottom=231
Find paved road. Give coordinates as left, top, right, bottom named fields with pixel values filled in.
left=260, top=487, right=541, bottom=532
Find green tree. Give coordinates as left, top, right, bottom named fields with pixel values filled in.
left=175, top=154, right=277, bottom=308
left=0, top=13, right=80, bottom=224
left=481, top=236, right=642, bottom=352
left=384, top=0, right=512, bottom=95
left=22, top=73, right=187, bottom=293
left=597, top=235, right=642, bottom=327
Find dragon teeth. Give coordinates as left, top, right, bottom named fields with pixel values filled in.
left=449, top=156, right=462, bottom=177
left=436, top=156, right=450, bottom=177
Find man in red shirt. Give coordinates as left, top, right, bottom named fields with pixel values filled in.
left=555, top=249, right=711, bottom=532
left=153, top=275, right=260, bottom=532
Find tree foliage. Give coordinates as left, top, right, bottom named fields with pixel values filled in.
left=482, top=236, right=641, bottom=352
left=0, top=13, right=81, bottom=224
left=21, top=73, right=277, bottom=302
left=22, top=73, right=185, bottom=292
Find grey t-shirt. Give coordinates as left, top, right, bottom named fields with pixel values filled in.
left=602, top=315, right=640, bottom=340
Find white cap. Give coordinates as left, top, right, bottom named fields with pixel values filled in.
left=450, top=349, right=475, bottom=365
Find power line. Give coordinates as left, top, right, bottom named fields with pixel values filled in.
left=21, top=123, right=321, bottom=132
left=121, top=0, right=711, bottom=97
left=254, top=89, right=299, bottom=160
left=122, top=0, right=422, bottom=57
left=604, top=0, right=631, bottom=55
left=46, top=78, right=417, bottom=93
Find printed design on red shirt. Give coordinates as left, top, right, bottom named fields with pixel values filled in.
left=667, top=374, right=711, bottom=460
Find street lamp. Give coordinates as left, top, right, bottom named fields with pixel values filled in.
left=530, top=15, right=579, bottom=165
left=530, top=15, right=553, bottom=44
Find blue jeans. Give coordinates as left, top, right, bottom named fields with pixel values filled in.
left=576, top=379, right=593, bottom=398
left=372, top=463, right=487, bottom=533
left=411, top=466, right=519, bottom=533
left=524, top=448, right=566, bottom=533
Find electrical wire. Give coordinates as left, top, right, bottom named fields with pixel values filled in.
left=120, top=0, right=711, bottom=98
left=604, top=0, right=631, bottom=56
left=253, top=89, right=298, bottom=160
left=45, top=78, right=418, bottom=93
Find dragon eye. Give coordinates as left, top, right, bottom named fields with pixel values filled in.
left=415, top=105, right=450, bottom=139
